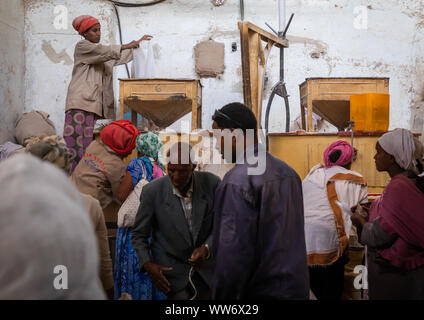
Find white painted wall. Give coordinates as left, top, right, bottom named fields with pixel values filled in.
left=0, top=0, right=25, bottom=134
left=22, top=0, right=424, bottom=135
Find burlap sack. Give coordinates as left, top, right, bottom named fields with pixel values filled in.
left=15, top=111, right=56, bottom=146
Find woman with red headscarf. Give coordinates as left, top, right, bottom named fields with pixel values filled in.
left=64, top=15, right=152, bottom=173
left=71, top=120, right=140, bottom=212
left=302, top=140, right=368, bottom=300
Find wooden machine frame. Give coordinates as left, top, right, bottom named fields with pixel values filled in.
left=238, top=21, right=288, bottom=128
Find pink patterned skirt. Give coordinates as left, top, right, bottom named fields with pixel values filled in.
left=63, top=109, right=98, bottom=173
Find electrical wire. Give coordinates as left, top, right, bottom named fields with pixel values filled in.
left=188, top=266, right=198, bottom=300
left=109, top=0, right=166, bottom=7
left=112, top=3, right=130, bottom=77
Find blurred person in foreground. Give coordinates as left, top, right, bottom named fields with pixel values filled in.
left=0, top=154, right=105, bottom=299
left=25, top=135, right=114, bottom=299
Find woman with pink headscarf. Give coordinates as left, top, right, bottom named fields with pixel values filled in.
left=351, top=129, right=424, bottom=299
left=302, top=140, right=368, bottom=300
left=64, top=15, right=152, bottom=173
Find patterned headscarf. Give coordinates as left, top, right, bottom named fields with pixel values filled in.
left=324, top=140, right=354, bottom=168
left=136, top=132, right=164, bottom=171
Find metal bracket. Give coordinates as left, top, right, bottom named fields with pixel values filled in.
left=265, top=22, right=279, bottom=37
left=271, top=81, right=289, bottom=98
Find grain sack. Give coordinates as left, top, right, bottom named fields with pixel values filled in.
left=15, top=111, right=56, bottom=146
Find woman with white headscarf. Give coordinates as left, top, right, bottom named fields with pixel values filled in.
left=351, top=128, right=424, bottom=300
left=0, top=154, right=105, bottom=299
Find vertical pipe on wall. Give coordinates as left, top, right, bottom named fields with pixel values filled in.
left=278, top=0, right=286, bottom=32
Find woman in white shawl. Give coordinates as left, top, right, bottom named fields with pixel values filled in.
left=0, top=154, right=105, bottom=299
left=351, top=129, right=424, bottom=300
left=303, top=140, right=368, bottom=300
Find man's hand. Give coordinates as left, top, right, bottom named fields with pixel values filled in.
left=350, top=203, right=369, bottom=228
left=106, top=287, right=114, bottom=300
left=122, top=35, right=153, bottom=50
left=188, top=245, right=210, bottom=269
left=122, top=40, right=140, bottom=50
left=351, top=212, right=367, bottom=228
left=351, top=203, right=369, bottom=219
left=139, top=34, right=153, bottom=42
left=144, top=261, right=173, bottom=293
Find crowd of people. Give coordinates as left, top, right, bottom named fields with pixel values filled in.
left=0, top=102, right=423, bottom=300
left=0, top=14, right=423, bottom=300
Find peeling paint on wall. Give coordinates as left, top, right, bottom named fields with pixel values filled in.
left=41, top=40, right=73, bottom=65
left=0, top=0, right=25, bottom=134
left=20, top=0, right=424, bottom=135
left=287, top=35, right=328, bottom=58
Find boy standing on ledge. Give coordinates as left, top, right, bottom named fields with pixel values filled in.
left=64, top=15, right=152, bottom=172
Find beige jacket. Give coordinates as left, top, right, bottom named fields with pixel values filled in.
left=65, top=40, right=133, bottom=119
left=71, top=140, right=126, bottom=209
left=81, top=193, right=114, bottom=291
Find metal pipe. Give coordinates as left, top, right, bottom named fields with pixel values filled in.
left=112, top=4, right=130, bottom=78
left=278, top=0, right=286, bottom=32
left=240, top=0, right=245, bottom=21
left=265, top=90, right=276, bottom=133
left=279, top=33, right=284, bottom=82
left=283, top=85, right=290, bottom=133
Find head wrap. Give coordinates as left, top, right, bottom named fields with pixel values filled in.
left=136, top=132, right=164, bottom=170
left=413, top=136, right=424, bottom=176
left=100, top=120, right=140, bottom=157
left=26, top=135, right=72, bottom=174
left=378, top=128, right=419, bottom=172
left=72, top=15, right=100, bottom=35
left=324, top=140, right=354, bottom=168
left=0, top=154, right=105, bottom=299
left=93, top=119, right=113, bottom=135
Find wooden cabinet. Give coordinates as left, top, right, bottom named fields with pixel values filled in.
left=268, top=132, right=390, bottom=194
left=119, top=78, right=202, bottom=130
left=299, top=77, right=389, bottom=131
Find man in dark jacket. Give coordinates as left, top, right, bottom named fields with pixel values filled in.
left=132, top=142, right=221, bottom=300
left=211, top=102, right=309, bottom=300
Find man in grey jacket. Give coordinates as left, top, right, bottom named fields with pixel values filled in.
left=131, top=142, right=221, bottom=300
